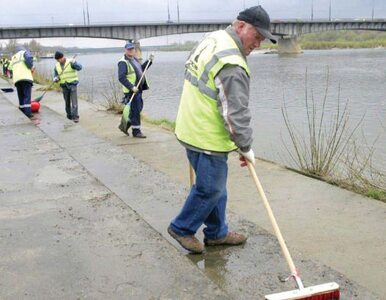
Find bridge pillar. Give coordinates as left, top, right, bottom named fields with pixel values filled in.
left=133, top=40, right=143, bottom=62
left=278, top=36, right=302, bottom=54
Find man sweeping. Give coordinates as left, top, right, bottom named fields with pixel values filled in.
left=53, top=51, right=82, bottom=123
left=8, top=46, right=36, bottom=119
left=118, top=41, right=153, bottom=138
left=168, top=6, right=277, bottom=254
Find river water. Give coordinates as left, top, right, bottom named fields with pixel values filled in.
left=36, top=49, right=386, bottom=173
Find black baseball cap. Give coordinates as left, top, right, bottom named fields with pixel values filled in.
left=237, top=5, right=277, bottom=44
left=54, top=51, right=64, bottom=59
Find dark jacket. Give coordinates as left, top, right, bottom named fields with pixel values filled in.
left=54, top=59, right=82, bottom=86
left=118, top=55, right=152, bottom=95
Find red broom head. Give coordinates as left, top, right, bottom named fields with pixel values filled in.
left=300, top=289, right=340, bottom=300
left=265, top=282, right=339, bottom=300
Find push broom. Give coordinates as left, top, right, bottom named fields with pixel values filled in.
left=245, top=160, right=340, bottom=300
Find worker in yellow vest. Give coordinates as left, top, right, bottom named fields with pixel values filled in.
left=53, top=51, right=82, bottom=123
left=3, top=58, right=11, bottom=78
left=8, top=46, right=36, bottom=118
left=117, top=42, right=153, bottom=138
left=0, top=57, right=6, bottom=75
left=168, top=6, right=277, bottom=254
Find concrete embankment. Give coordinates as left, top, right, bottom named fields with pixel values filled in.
left=0, top=91, right=227, bottom=299
left=1, top=80, right=385, bottom=299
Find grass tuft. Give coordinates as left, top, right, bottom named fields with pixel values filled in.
left=282, top=67, right=385, bottom=201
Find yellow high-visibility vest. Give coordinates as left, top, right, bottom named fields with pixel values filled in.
left=118, top=56, right=137, bottom=93
left=55, top=59, right=79, bottom=84
left=9, top=51, right=33, bottom=84
left=175, top=30, right=250, bottom=152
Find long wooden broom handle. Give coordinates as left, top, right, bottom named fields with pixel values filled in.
left=246, top=161, right=298, bottom=275
left=189, top=163, right=195, bottom=187
left=127, top=58, right=152, bottom=105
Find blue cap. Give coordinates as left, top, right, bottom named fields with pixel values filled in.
left=124, top=42, right=135, bottom=49
left=15, top=45, right=25, bottom=52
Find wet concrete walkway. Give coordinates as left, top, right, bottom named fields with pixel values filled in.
left=1, top=82, right=384, bottom=299
left=48, top=87, right=386, bottom=298
left=0, top=92, right=227, bottom=299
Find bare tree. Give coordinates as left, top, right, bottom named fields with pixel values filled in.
left=28, top=40, right=43, bottom=57
left=5, top=39, right=18, bottom=54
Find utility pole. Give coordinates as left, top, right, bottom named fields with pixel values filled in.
left=372, top=0, right=375, bottom=20
left=311, top=0, right=314, bottom=21
left=86, top=0, right=90, bottom=25
left=167, top=0, right=171, bottom=23
left=82, top=0, right=86, bottom=25
left=177, top=0, right=180, bottom=23
left=329, top=0, right=332, bottom=21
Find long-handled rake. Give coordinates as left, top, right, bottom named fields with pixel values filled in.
left=246, top=161, right=340, bottom=300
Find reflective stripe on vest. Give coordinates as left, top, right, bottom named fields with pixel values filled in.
left=9, top=51, right=33, bottom=84
left=118, top=57, right=137, bottom=93
left=55, top=60, right=78, bottom=84
left=175, top=30, right=250, bottom=152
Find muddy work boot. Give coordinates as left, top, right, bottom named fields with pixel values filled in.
left=167, top=226, right=204, bottom=254
left=29, top=115, right=40, bottom=125
left=204, top=231, right=247, bottom=246
left=133, top=132, right=146, bottom=138
left=132, top=128, right=146, bottom=139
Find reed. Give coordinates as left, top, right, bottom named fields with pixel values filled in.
left=282, top=67, right=385, bottom=201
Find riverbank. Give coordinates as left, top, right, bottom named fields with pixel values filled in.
left=149, top=30, right=386, bottom=51
left=142, top=41, right=386, bottom=51
left=3, top=79, right=384, bottom=297
left=103, top=96, right=386, bottom=203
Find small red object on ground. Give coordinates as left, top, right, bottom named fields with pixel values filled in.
left=31, top=101, right=40, bottom=113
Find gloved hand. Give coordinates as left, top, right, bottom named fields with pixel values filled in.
left=149, top=53, right=155, bottom=61
left=238, top=149, right=256, bottom=167
left=53, top=76, right=60, bottom=82
left=132, top=86, right=139, bottom=94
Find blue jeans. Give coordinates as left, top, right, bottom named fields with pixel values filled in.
left=170, top=149, right=229, bottom=240
left=62, top=84, right=79, bottom=119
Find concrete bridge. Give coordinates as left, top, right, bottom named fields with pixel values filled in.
left=1, top=19, right=386, bottom=54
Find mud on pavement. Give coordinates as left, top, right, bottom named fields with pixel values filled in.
left=0, top=93, right=227, bottom=300
left=31, top=104, right=380, bottom=299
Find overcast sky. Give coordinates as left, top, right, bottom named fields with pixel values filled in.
left=1, top=0, right=386, bottom=48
